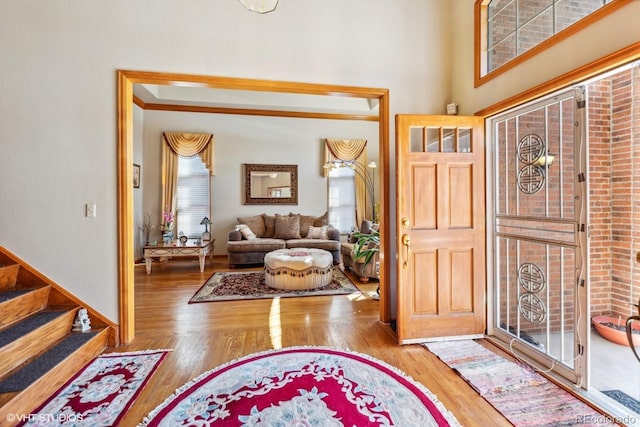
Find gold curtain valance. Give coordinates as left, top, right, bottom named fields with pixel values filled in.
left=322, top=139, right=367, bottom=177
left=162, top=131, right=215, bottom=175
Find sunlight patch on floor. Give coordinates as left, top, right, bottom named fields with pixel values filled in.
left=269, top=297, right=282, bottom=349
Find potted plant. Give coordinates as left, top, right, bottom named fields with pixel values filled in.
left=351, top=230, right=380, bottom=297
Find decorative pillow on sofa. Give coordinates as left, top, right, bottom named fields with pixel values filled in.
left=274, top=213, right=301, bottom=239
left=236, top=224, right=257, bottom=240
left=313, top=211, right=329, bottom=227
left=307, top=225, right=329, bottom=239
left=262, top=214, right=275, bottom=238
left=298, top=215, right=316, bottom=238
left=290, top=212, right=329, bottom=237
left=238, top=214, right=266, bottom=237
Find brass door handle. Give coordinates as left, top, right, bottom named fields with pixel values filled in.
left=402, top=234, right=411, bottom=269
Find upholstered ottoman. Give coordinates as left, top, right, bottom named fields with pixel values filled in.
left=264, top=248, right=333, bottom=290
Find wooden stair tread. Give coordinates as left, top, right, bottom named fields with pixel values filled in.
left=0, top=310, right=67, bottom=347
left=0, top=331, right=100, bottom=393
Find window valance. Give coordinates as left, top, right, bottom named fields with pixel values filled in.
left=162, top=131, right=215, bottom=175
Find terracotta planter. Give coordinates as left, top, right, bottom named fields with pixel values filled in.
left=592, top=316, right=640, bottom=347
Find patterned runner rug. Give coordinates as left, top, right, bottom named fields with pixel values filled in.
left=141, top=346, right=460, bottom=426
left=189, top=267, right=360, bottom=303
left=17, top=349, right=168, bottom=427
left=425, top=340, right=615, bottom=426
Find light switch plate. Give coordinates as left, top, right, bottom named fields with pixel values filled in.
left=86, top=203, right=96, bottom=218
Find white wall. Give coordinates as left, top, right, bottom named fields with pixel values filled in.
left=141, top=110, right=379, bottom=254
left=0, top=0, right=453, bottom=323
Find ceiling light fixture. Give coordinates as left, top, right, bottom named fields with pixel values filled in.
left=239, top=0, right=279, bottom=14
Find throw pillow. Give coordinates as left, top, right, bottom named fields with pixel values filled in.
left=307, top=225, right=329, bottom=239
left=238, top=214, right=266, bottom=237
left=314, top=211, right=329, bottom=227
left=262, top=214, right=275, bottom=238
left=299, top=215, right=316, bottom=238
left=236, top=224, right=257, bottom=240
left=274, top=213, right=301, bottom=239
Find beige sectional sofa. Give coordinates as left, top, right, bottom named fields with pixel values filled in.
left=227, top=212, right=341, bottom=267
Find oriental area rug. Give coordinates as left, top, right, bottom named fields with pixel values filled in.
left=425, top=340, right=616, bottom=427
left=189, top=267, right=360, bottom=303
left=140, top=346, right=461, bottom=427
left=17, top=350, right=168, bottom=427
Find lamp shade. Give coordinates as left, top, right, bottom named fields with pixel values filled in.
left=239, top=0, right=279, bottom=13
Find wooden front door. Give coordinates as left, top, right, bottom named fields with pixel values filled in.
left=396, top=115, right=486, bottom=343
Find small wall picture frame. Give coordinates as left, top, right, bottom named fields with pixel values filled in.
left=133, top=163, right=141, bottom=188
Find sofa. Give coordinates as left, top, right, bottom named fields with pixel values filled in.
left=227, top=212, right=341, bottom=267
left=340, top=220, right=380, bottom=283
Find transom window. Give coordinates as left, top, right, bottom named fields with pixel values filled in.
left=477, top=0, right=621, bottom=85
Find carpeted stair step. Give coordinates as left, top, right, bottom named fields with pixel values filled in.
left=0, top=264, right=19, bottom=291
left=0, top=327, right=109, bottom=420
left=0, top=309, right=77, bottom=379
left=0, top=287, right=50, bottom=330
left=0, top=332, right=99, bottom=393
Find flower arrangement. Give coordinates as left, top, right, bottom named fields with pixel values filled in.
left=161, top=211, right=175, bottom=241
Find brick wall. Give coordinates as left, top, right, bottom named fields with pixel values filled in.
left=588, top=66, right=640, bottom=319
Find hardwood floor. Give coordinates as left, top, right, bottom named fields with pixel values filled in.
left=114, top=256, right=511, bottom=426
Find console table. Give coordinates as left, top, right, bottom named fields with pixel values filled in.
left=143, top=239, right=215, bottom=274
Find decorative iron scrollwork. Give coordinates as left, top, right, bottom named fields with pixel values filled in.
left=518, top=262, right=547, bottom=324
left=517, top=134, right=546, bottom=194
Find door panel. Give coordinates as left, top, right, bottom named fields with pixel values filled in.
left=396, top=115, right=486, bottom=343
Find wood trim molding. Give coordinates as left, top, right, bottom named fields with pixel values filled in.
left=117, top=70, right=392, bottom=343
left=474, top=0, right=631, bottom=87
left=476, top=41, right=640, bottom=118
left=141, top=102, right=379, bottom=122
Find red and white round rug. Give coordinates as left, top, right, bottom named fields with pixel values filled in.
left=141, top=346, right=460, bottom=426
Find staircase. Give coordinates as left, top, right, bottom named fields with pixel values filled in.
left=0, top=247, right=116, bottom=423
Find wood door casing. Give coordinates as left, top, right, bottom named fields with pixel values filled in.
left=396, top=115, right=486, bottom=343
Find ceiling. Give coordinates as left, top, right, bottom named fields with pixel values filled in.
left=133, top=83, right=380, bottom=117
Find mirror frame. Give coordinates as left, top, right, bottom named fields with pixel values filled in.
left=244, top=163, right=298, bottom=205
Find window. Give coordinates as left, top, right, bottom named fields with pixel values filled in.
left=476, top=0, right=622, bottom=85
left=176, top=156, right=210, bottom=238
left=328, top=167, right=356, bottom=234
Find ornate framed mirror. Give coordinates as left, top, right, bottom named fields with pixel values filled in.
left=244, top=164, right=298, bottom=205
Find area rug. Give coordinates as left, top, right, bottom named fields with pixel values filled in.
left=602, top=389, right=640, bottom=414
left=18, top=349, right=169, bottom=427
left=141, top=346, right=461, bottom=426
left=425, top=340, right=614, bottom=426
left=189, top=267, right=360, bottom=303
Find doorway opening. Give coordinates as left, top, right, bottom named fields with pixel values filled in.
left=117, top=71, right=391, bottom=343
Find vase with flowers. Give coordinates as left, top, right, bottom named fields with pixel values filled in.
left=161, top=211, right=175, bottom=243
